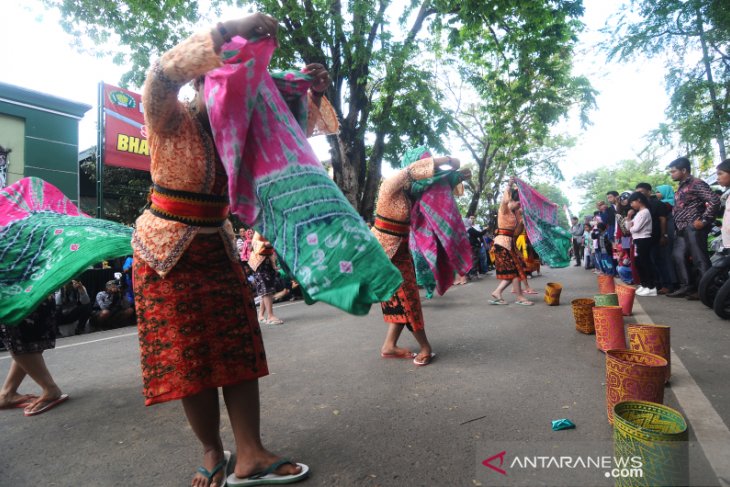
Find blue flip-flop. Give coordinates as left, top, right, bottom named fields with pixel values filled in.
left=227, top=459, right=309, bottom=486
left=488, top=298, right=508, bottom=305
left=198, top=451, right=231, bottom=487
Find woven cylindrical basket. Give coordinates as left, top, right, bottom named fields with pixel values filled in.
left=598, top=274, right=616, bottom=294
left=628, top=324, right=671, bottom=384
left=594, top=293, right=619, bottom=307
left=613, top=400, right=688, bottom=487
left=606, top=350, right=667, bottom=424
left=615, top=284, right=636, bottom=316
left=593, top=306, right=626, bottom=352
left=544, top=282, right=562, bottom=306
left=571, top=298, right=595, bottom=334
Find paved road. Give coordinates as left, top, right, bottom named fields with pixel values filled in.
left=1, top=266, right=728, bottom=486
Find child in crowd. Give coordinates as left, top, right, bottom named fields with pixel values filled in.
left=583, top=223, right=594, bottom=269
left=594, top=222, right=615, bottom=276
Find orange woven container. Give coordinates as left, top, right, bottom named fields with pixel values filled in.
left=597, top=274, right=616, bottom=294
left=571, top=298, right=595, bottom=334
left=544, top=282, right=562, bottom=306
left=605, top=350, right=667, bottom=424
left=628, top=324, right=671, bottom=383
left=592, top=306, right=626, bottom=352
left=615, top=284, right=636, bottom=316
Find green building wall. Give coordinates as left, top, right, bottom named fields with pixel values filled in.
left=0, top=81, right=91, bottom=205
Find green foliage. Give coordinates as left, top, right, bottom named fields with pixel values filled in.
left=80, top=155, right=151, bottom=225
left=439, top=0, right=595, bottom=216
left=602, top=0, right=729, bottom=161
left=48, top=0, right=593, bottom=217
left=573, top=159, right=674, bottom=217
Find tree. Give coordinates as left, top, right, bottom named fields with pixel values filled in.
left=46, top=0, right=593, bottom=220
left=440, top=1, right=595, bottom=218
left=80, top=153, right=151, bottom=225
left=603, top=0, right=729, bottom=163
left=573, top=159, right=674, bottom=216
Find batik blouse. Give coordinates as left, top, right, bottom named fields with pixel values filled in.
left=372, top=158, right=436, bottom=258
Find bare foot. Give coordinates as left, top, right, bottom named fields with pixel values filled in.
left=233, top=449, right=301, bottom=480
left=192, top=448, right=226, bottom=487
left=380, top=346, right=414, bottom=358
left=0, top=392, right=38, bottom=409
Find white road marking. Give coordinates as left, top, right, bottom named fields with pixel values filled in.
left=633, top=299, right=730, bottom=487
left=0, top=301, right=306, bottom=361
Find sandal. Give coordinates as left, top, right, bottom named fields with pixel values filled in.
left=197, top=451, right=231, bottom=487
left=267, top=318, right=284, bottom=325
left=514, top=300, right=534, bottom=306
left=488, top=298, right=508, bottom=305
left=227, top=459, right=309, bottom=486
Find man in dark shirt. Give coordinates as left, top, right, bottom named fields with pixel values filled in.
left=665, top=157, right=720, bottom=297
left=606, top=191, right=619, bottom=240
left=598, top=199, right=616, bottom=242
left=635, top=183, right=671, bottom=294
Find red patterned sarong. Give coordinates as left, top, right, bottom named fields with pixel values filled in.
left=380, top=241, right=425, bottom=331
left=133, top=233, right=268, bottom=405
left=494, top=244, right=527, bottom=282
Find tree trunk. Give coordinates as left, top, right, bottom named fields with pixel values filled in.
left=696, top=7, right=728, bottom=161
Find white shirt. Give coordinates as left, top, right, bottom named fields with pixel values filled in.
left=628, top=208, right=652, bottom=239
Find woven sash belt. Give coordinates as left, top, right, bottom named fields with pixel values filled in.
left=374, top=214, right=410, bottom=237
left=149, top=184, right=229, bottom=227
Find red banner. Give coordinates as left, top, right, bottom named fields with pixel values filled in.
left=102, top=83, right=150, bottom=171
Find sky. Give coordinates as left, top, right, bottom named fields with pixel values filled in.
left=0, top=0, right=671, bottom=213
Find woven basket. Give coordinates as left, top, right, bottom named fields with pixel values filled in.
left=593, top=306, right=626, bottom=352
left=613, top=400, right=688, bottom=487
left=615, top=284, right=636, bottom=316
left=544, top=282, right=562, bottom=306
left=594, top=293, right=619, bottom=307
left=598, top=274, right=616, bottom=294
left=628, top=324, right=671, bottom=383
left=571, top=298, right=595, bottom=334
left=606, top=350, right=667, bottom=424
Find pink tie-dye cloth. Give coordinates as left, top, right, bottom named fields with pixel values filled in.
left=204, top=37, right=402, bottom=315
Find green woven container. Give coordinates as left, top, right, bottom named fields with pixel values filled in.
left=594, top=293, right=619, bottom=307
left=613, top=401, right=688, bottom=487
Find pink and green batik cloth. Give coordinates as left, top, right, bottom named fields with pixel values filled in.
left=0, top=178, right=133, bottom=325
left=409, top=171, right=472, bottom=298
left=513, top=178, right=571, bottom=268
left=204, top=37, right=401, bottom=315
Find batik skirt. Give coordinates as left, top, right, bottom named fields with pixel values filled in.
left=132, top=233, right=268, bottom=406
left=253, top=258, right=277, bottom=297
left=380, top=241, right=425, bottom=332
left=0, top=299, right=56, bottom=354
left=494, top=244, right=527, bottom=282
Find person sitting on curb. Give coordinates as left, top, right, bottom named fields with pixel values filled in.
left=54, top=280, right=92, bottom=336
left=90, top=280, right=135, bottom=330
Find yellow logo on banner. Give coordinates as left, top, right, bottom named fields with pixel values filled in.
left=117, top=134, right=149, bottom=155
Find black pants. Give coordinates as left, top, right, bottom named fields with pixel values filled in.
left=573, top=240, right=584, bottom=265
left=56, top=303, right=92, bottom=334
left=673, top=226, right=710, bottom=288
left=634, top=238, right=655, bottom=289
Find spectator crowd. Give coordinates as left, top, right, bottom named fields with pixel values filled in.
left=570, top=156, right=730, bottom=301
